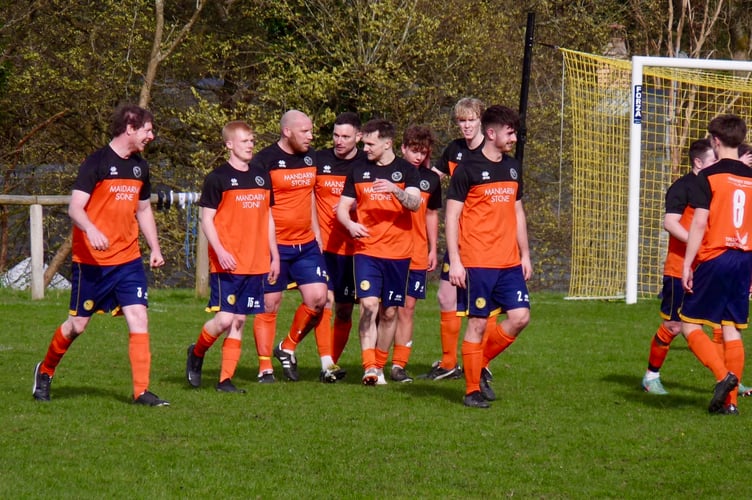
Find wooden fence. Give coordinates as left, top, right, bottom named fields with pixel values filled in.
left=0, top=194, right=208, bottom=299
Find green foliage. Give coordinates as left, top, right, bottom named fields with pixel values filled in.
left=4, top=287, right=752, bottom=497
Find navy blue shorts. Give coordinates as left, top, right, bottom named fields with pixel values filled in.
left=406, top=269, right=427, bottom=299
left=354, top=254, right=410, bottom=307
left=323, top=251, right=356, bottom=303
left=207, top=273, right=265, bottom=315
left=264, top=240, right=328, bottom=293
left=456, top=266, right=530, bottom=317
left=439, top=251, right=451, bottom=281
left=680, top=250, right=752, bottom=329
left=69, top=258, right=148, bottom=317
left=659, top=276, right=683, bottom=322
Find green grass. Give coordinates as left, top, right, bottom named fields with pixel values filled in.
left=2, top=286, right=752, bottom=498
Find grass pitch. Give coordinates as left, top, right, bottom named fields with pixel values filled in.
left=1, top=286, right=751, bottom=498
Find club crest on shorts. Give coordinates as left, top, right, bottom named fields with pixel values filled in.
left=227, top=294, right=236, bottom=305
left=84, top=299, right=94, bottom=311
left=475, top=297, right=487, bottom=309
left=360, top=280, right=371, bottom=291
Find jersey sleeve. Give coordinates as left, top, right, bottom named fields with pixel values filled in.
left=198, top=170, right=222, bottom=209
left=446, top=165, right=470, bottom=202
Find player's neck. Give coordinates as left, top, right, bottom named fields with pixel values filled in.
left=376, top=149, right=396, bottom=166
left=228, top=157, right=250, bottom=171
left=481, top=143, right=503, bottom=162
left=466, top=134, right=483, bottom=150
left=716, top=144, right=739, bottom=161
left=109, top=137, right=134, bottom=159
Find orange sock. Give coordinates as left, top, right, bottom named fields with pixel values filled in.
left=362, top=347, right=376, bottom=370
left=686, top=329, right=728, bottom=380
left=647, top=324, right=675, bottom=372
left=254, top=312, right=277, bottom=374
left=128, top=333, right=151, bottom=398
left=461, top=340, right=483, bottom=395
left=194, top=327, right=219, bottom=358
left=712, top=328, right=724, bottom=359
left=392, top=344, right=412, bottom=368
left=281, top=304, right=322, bottom=351
left=724, top=339, right=745, bottom=406
left=220, top=338, right=242, bottom=382
left=332, top=316, right=352, bottom=363
left=440, top=311, right=461, bottom=369
left=314, top=307, right=333, bottom=358
left=41, top=326, right=74, bottom=376
left=375, top=348, right=389, bottom=369
left=482, top=324, right=516, bottom=367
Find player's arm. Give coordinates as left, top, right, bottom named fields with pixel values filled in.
left=394, top=185, right=420, bottom=211
left=267, top=212, right=280, bottom=283
left=425, top=208, right=439, bottom=272
left=68, top=189, right=109, bottom=251
left=445, top=199, right=465, bottom=288
left=663, top=213, right=688, bottom=242
left=135, top=198, right=165, bottom=268
left=199, top=206, right=235, bottom=272
left=682, top=207, right=708, bottom=293
left=310, top=191, right=323, bottom=250
left=515, top=199, right=532, bottom=280
left=336, top=194, right=369, bottom=238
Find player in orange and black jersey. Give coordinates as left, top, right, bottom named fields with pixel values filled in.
left=424, top=97, right=490, bottom=385
left=388, top=125, right=441, bottom=383
left=32, top=104, right=168, bottom=406
left=679, top=114, right=752, bottom=414
left=446, top=105, right=531, bottom=408
left=250, top=110, right=330, bottom=383
left=336, top=119, right=421, bottom=385
left=641, top=139, right=716, bottom=395
left=184, top=121, right=279, bottom=393
left=313, top=112, right=368, bottom=381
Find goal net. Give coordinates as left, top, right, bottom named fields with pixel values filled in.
left=561, top=49, right=752, bottom=302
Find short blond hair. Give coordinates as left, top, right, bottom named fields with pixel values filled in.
left=222, top=120, right=254, bottom=142
left=453, top=97, right=485, bottom=121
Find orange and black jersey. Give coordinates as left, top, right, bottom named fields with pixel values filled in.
left=689, top=158, right=752, bottom=262
left=250, top=143, right=317, bottom=246
left=315, top=148, right=368, bottom=256
left=410, top=166, right=442, bottom=269
left=71, top=145, right=150, bottom=266
left=198, top=162, right=274, bottom=275
left=435, top=138, right=483, bottom=177
left=342, top=157, right=420, bottom=260
left=662, top=172, right=696, bottom=277
left=447, top=150, right=523, bottom=269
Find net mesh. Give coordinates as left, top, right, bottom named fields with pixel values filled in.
left=561, top=48, right=752, bottom=300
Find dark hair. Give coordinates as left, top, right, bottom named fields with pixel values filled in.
left=110, top=104, right=154, bottom=138
left=481, top=105, right=520, bottom=135
left=402, top=125, right=435, bottom=152
left=362, top=118, right=395, bottom=140
left=334, top=111, right=361, bottom=130
left=707, top=114, right=747, bottom=149
left=688, top=138, right=713, bottom=165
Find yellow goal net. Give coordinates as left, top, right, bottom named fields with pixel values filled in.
left=561, top=48, right=752, bottom=301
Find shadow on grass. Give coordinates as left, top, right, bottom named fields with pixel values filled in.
left=601, top=373, right=709, bottom=409
left=52, top=385, right=131, bottom=404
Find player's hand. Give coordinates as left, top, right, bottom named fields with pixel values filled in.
left=372, top=178, right=397, bottom=194
left=150, top=250, right=165, bottom=269
left=85, top=226, right=109, bottom=251
left=427, top=250, right=438, bottom=272
left=448, top=262, right=466, bottom=289
left=268, top=257, right=280, bottom=284
left=216, top=248, right=237, bottom=272
left=521, top=255, right=533, bottom=281
left=347, top=222, right=370, bottom=239
left=682, top=267, right=693, bottom=293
